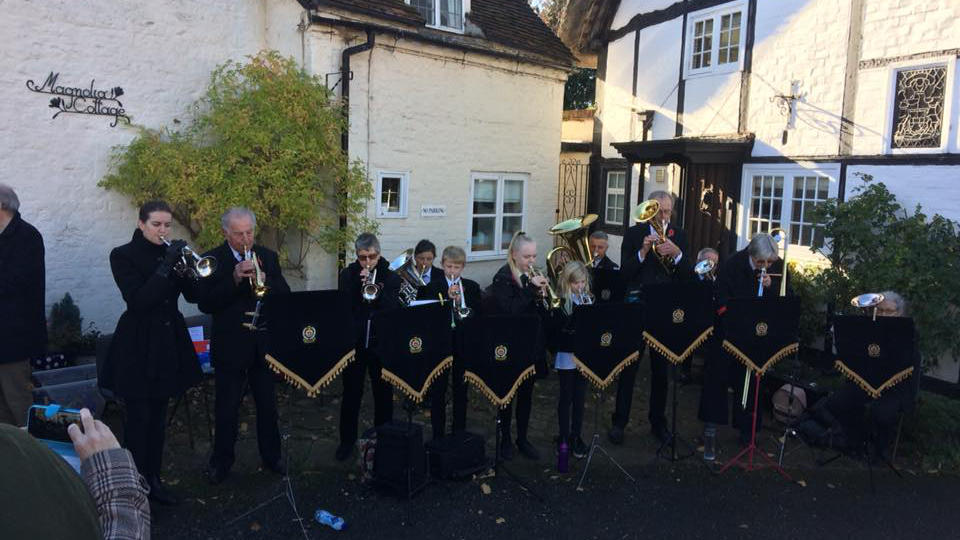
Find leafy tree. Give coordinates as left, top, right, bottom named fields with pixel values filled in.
left=100, top=51, right=377, bottom=270
left=799, top=174, right=960, bottom=368
left=564, top=68, right=596, bottom=110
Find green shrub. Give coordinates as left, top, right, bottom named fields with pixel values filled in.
left=48, top=293, right=100, bottom=355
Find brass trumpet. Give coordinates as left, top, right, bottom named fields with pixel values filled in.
left=361, top=264, right=381, bottom=303
left=243, top=244, right=268, bottom=299
left=694, top=258, right=717, bottom=281
left=450, top=276, right=472, bottom=321
left=160, top=236, right=217, bottom=279
left=525, top=265, right=563, bottom=310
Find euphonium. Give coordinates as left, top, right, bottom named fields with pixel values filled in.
left=361, top=264, right=381, bottom=303
left=160, top=236, right=218, bottom=279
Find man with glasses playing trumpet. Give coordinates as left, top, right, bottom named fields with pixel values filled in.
left=610, top=190, right=690, bottom=446
left=335, top=233, right=401, bottom=461
left=198, top=207, right=290, bottom=485
left=423, top=246, right=481, bottom=439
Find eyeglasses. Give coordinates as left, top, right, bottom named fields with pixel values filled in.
left=357, top=254, right=379, bottom=262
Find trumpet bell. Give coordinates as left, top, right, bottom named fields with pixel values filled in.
left=694, top=258, right=716, bottom=276
left=851, top=293, right=885, bottom=309
left=632, top=199, right=660, bottom=223
left=195, top=256, right=218, bottom=278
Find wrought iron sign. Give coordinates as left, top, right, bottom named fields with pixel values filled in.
left=26, top=72, right=130, bottom=127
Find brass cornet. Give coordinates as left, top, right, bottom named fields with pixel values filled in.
left=243, top=245, right=268, bottom=299
left=361, top=264, right=382, bottom=303
left=694, top=258, right=717, bottom=281
left=450, top=277, right=472, bottom=321
left=160, top=236, right=217, bottom=279
left=525, top=265, right=563, bottom=310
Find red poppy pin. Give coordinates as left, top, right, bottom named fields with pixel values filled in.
left=667, top=229, right=675, bottom=238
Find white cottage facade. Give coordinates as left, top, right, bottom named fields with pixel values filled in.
left=0, top=0, right=573, bottom=331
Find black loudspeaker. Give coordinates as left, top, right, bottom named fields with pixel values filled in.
left=373, top=421, right=428, bottom=497
left=425, top=431, right=487, bottom=479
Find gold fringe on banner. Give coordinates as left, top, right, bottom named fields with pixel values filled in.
left=463, top=365, right=537, bottom=409
left=573, top=351, right=639, bottom=390
left=834, top=361, right=914, bottom=399
left=642, top=327, right=714, bottom=366
left=380, top=356, right=453, bottom=404
left=265, top=349, right=356, bottom=398
left=721, top=340, right=798, bottom=375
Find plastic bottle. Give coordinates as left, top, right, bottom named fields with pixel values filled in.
left=557, top=440, right=569, bottom=473
left=314, top=509, right=345, bottom=531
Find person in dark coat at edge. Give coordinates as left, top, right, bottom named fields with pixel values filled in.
left=423, top=245, right=482, bottom=439
left=609, top=190, right=691, bottom=446
left=335, top=232, right=401, bottom=461
left=486, top=231, right=551, bottom=461
left=198, top=207, right=290, bottom=485
left=710, top=232, right=792, bottom=445
left=0, top=183, right=46, bottom=427
left=101, top=200, right=203, bottom=505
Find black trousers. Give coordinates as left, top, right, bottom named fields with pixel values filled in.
left=611, top=345, right=669, bottom=430
left=339, top=347, right=394, bottom=445
left=697, top=334, right=732, bottom=425
left=210, top=357, right=281, bottom=470
left=430, top=356, right=467, bottom=439
left=557, top=368, right=586, bottom=440
left=124, top=397, right=168, bottom=479
left=498, top=378, right=534, bottom=442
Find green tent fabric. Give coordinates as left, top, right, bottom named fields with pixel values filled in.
left=0, top=424, right=100, bottom=539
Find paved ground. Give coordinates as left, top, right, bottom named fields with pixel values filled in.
left=134, top=354, right=958, bottom=539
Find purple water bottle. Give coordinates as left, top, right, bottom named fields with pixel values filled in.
left=557, top=440, right=569, bottom=473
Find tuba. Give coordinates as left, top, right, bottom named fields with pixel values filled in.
left=631, top=199, right=674, bottom=272
left=388, top=249, right=426, bottom=306
left=547, top=214, right=599, bottom=275
left=160, top=236, right=218, bottom=279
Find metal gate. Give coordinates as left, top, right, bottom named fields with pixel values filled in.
left=556, top=159, right=590, bottom=224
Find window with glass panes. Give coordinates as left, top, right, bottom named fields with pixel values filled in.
left=469, top=173, right=526, bottom=255
left=687, top=5, right=744, bottom=76
left=692, top=19, right=713, bottom=70
left=789, top=176, right=829, bottom=247
left=377, top=171, right=408, bottom=218
left=408, top=0, right=463, bottom=31
left=746, top=173, right=831, bottom=248
left=604, top=170, right=626, bottom=225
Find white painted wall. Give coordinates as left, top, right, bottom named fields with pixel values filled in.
left=634, top=18, right=683, bottom=141
left=847, top=165, right=960, bottom=222
left=611, top=0, right=678, bottom=31
left=599, top=34, right=638, bottom=158
left=0, top=0, right=304, bottom=332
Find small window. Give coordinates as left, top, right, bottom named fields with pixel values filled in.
left=604, top=170, right=626, bottom=225
left=890, top=64, right=948, bottom=150
left=469, top=172, right=527, bottom=256
left=407, top=0, right=464, bottom=32
left=743, top=167, right=837, bottom=251
left=686, top=4, right=745, bottom=78
left=377, top=170, right=409, bottom=218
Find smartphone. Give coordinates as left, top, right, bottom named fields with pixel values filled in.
left=27, top=405, right=83, bottom=444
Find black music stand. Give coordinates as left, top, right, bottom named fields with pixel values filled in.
left=572, top=302, right=643, bottom=490
left=641, top=283, right=714, bottom=463
left=461, top=315, right=542, bottom=499
left=263, top=290, right=356, bottom=397
left=592, top=267, right=624, bottom=304
left=717, top=296, right=799, bottom=480
left=825, top=315, right=915, bottom=489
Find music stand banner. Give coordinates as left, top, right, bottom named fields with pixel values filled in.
left=461, top=315, right=540, bottom=409
left=573, top=303, right=643, bottom=389
left=592, top=268, right=624, bottom=303
left=264, top=290, right=355, bottom=397
left=721, top=296, right=800, bottom=374
left=373, top=302, right=453, bottom=403
left=641, top=283, right=714, bottom=365
left=833, top=315, right=916, bottom=399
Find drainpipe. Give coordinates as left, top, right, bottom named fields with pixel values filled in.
left=337, top=29, right=375, bottom=269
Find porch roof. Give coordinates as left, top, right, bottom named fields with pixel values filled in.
left=611, top=134, right=755, bottom=165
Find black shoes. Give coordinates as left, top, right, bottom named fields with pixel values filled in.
left=607, top=425, right=625, bottom=445
left=147, top=476, right=181, bottom=506
left=516, top=438, right=540, bottom=460
left=499, top=437, right=514, bottom=461
left=207, top=463, right=230, bottom=485
left=262, top=458, right=285, bottom=476
left=334, top=442, right=354, bottom=462
left=651, top=424, right=672, bottom=445
left=571, top=436, right=589, bottom=459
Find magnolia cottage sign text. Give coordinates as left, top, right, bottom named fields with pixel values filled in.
left=26, top=72, right=130, bottom=127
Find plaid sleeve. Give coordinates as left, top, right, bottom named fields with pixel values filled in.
left=81, top=448, right=152, bottom=540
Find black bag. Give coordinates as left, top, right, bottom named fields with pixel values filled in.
left=373, top=421, right=428, bottom=497
left=425, top=431, right=487, bottom=479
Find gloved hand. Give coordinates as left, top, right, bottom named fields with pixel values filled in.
left=157, top=239, right=188, bottom=278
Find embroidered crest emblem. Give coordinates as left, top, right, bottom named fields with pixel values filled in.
left=672, top=309, right=685, bottom=324
left=755, top=322, right=769, bottom=337
left=409, top=336, right=423, bottom=354
left=494, top=345, right=508, bottom=362
left=600, top=332, right=613, bottom=347
left=302, top=325, right=317, bottom=344
left=601, top=288, right=611, bottom=301
left=867, top=343, right=881, bottom=358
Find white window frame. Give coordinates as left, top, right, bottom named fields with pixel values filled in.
left=406, top=0, right=468, bottom=34
left=683, top=2, right=746, bottom=80
left=376, top=170, right=409, bottom=219
left=466, top=171, right=528, bottom=260
left=738, top=163, right=840, bottom=262
left=883, top=57, right=956, bottom=155
left=604, top=170, right=627, bottom=226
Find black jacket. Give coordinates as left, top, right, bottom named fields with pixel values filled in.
left=423, top=274, right=483, bottom=317
left=620, top=222, right=691, bottom=289
left=102, top=229, right=202, bottom=399
left=338, top=257, right=401, bottom=347
left=415, top=266, right=447, bottom=300
left=715, top=247, right=792, bottom=310
left=197, top=242, right=291, bottom=370
left=593, top=255, right=619, bottom=271
left=0, top=212, right=47, bottom=362
left=486, top=264, right=548, bottom=374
